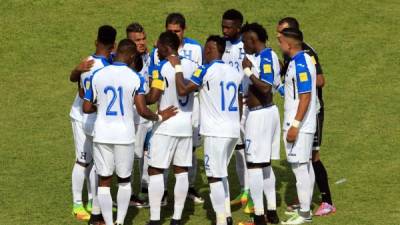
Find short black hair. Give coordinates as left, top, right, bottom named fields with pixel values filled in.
left=97, top=25, right=117, bottom=45
left=206, top=35, right=226, bottom=55
left=165, top=13, right=186, bottom=29
left=126, top=22, right=145, bottom=35
left=222, top=9, right=243, bottom=25
left=116, top=38, right=137, bottom=55
left=281, top=28, right=303, bottom=42
left=241, top=22, right=268, bottom=43
left=278, top=17, right=300, bottom=29
left=158, top=31, right=180, bottom=51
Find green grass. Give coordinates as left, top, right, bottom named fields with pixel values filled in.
left=1, top=0, right=399, bottom=224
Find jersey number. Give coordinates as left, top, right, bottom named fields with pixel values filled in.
left=104, top=86, right=124, bottom=116
left=220, top=81, right=238, bottom=112
left=229, top=61, right=240, bottom=72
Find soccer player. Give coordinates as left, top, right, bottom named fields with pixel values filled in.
left=174, top=35, right=243, bottom=225
left=277, top=17, right=335, bottom=216
left=126, top=22, right=153, bottom=208
left=83, top=39, right=177, bottom=225
left=221, top=9, right=253, bottom=213
left=144, top=31, right=197, bottom=225
left=149, top=12, right=204, bottom=205
left=69, top=25, right=116, bottom=223
left=278, top=28, right=316, bottom=225
left=239, top=23, right=281, bottom=225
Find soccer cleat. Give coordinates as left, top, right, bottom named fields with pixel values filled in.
left=267, top=210, right=280, bottom=224
left=281, top=212, right=312, bottom=225
left=130, top=194, right=149, bottom=208
left=314, top=202, right=336, bottom=216
left=87, top=214, right=105, bottom=225
left=243, top=198, right=255, bottom=214
left=237, top=221, right=255, bottom=225
left=86, top=200, right=93, bottom=212
left=146, top=220, right=161, bottom=225
left=231, top=189, right=249, bottom=206
left=161, top=191, right=168, bottom=207
left=286, top=199, right=300, bottom=214
left=170, top=219, right=181, bottom=225
left=187, top=187, right=205, bottom=204
left=226, top=216, right=233, bottom=225
left=72, top=203, right=91, bottom=221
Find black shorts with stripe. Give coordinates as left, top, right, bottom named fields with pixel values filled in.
left=313, top=108, right=324, bottom=150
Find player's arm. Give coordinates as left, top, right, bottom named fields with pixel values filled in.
left=135, top=93, right=177, bottom=122
left=167, top=55, right=198, bottom=96
left=242, top=57, right=272, bottom=94
left=145, top=68, right=164, bottom=104
left=70, top=57, right=95, bottom=82
left=286, top=69, right=313, bottom=143
left=311, top=52, right=325, bottom=88
left=82, top=75, right=97, bottom=113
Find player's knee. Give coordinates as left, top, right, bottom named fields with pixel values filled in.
left=148, top=166, right=164, bottom=176
left=117, top=176, right=131, bottom=183
left=312, top=151, right=320, bottom=162
left=247, top=162, right=270, bottom=169
left=75, top=160, right=90, bottom=168
left=174, top=166, right=188, bottom=174
left=98, top=175, right=112, bottom=187
left=207, top=177, right=222, bottom=183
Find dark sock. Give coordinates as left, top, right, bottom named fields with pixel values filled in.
left=312, top=160, right=333, bottom=205
left=253, top=214, right=266, bottom=225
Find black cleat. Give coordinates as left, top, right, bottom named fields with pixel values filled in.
left=226, top=216, right=233, bottom=225
left=88, top=214, right=105, bottom=225
left=266, top=210, right=279, bottom=224
left=170, top=219, right=181, bottom=225
left=253, top=214, right=267, bottom=225
left=130, top=193, right=149, bottom=208
left=146, top=220, right=161, bottom=225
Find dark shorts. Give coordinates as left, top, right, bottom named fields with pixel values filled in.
left=313, top=108, right=324, bottom=150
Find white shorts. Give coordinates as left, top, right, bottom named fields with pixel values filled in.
left=192, top=95, right=201, bottom=147
left=284, top=131, right=313, bottom=163
left=93, top=142, right=135, bottom=178
left=203, top=136, right=238, bottom=178
left=71, top=119, right=93, bottom=164
left=134, top=122, right=153, bottom=158
left=148, top=134, right=192, bottom=169
left=245, top=105, right=280, bottom=164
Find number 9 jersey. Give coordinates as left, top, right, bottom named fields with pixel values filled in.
left=84, top=62, right=145, bottom=144
left=190, top=60, right=244, bottom=138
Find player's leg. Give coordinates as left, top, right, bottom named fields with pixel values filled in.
left=312, top=109, right=335, bottom=216
left=114, top=144, right=135, bottom=224
left=147, top=134, right=175, bottom=225
left=170, top=136, right=192, bottom=224
left=71, top=119, right=91, bottom=221
left=140, top=128, right=152, bottom=199
left=93, top=143, right=115, bottom=225
left=224, top=137, right=237, bottom=224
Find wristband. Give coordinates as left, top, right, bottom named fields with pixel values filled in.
left=292, top=119, right=301, bottom=128
left=157, top=114, right=163, bottom=122
left=243, top=67, right=253, bottom=77
left=175, top=65, right=183, bottom=73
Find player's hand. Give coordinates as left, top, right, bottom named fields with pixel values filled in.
left=76, top=57, right=95, bottom=72
left=158, top=105, right=178, bottom=121
left=286, top=126, right=299, bottom=143
left=242, top=56, right=253, bottom=69
left=167, top=54, right=181, bottom=67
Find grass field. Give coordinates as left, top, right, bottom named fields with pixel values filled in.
left=1, top=0, right=400, bottom=224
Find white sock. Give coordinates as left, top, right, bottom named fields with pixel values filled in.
left=235, top=149, right=248, bottom=190
left=97, top=186, right=113, bottom=225
left=72, top=163, right=86, bottom=205
left=140, top=153, right=149, bottom=190
left=85, top=163, right=93, bottom=201
left=222, top=177, right=231, bottom=217
left=149, top=174, right=164, bottom=221
left=292, top=163, right=311, bottom=212
left=209, top=181, right=226, bottom=223
left=173, top=172, right=189, bottom=220
left=308, top=160, right=315, bottom=204
left=116, top=182, right=132, bottom=224
left=189, top=153, right=198, bottom=187
left=248, top=168, right=264, bottom=215
left=263, top=166, right=277, bottom=210
left=89, top=165, right=101, bottom=215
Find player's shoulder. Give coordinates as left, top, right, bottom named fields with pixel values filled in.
left=183, top=37, right=202, bottom=48
left=293, top=51, right=312, bottom=71
left=302, top=42, right=318, bottom=57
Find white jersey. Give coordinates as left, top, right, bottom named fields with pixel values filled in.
left=149, top=37, right=203, bottom=75
left=79, top=55, right=110, bottom=135
left=190, top=60, right=243, bottom=138
left=222, top=38, right=245, bottom=73
left=134, top=53, right=151, bottom=125
left=246, top=48, right=282, bottom=94
left=283, top=51, right=317, bottom=133
left=84, top=62, right=145, bottom=144
left=151, top=57, right=197, bottom=137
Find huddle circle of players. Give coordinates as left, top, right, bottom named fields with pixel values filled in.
left=69, top=9, right=335, bottom=225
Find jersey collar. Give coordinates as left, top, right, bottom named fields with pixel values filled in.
left=113, top=61, right=128, bottom=66
left=92, top=54, right=108, bottom=59
left=227, top=36, right=242, bottom=45
left=209, top=59, right=224, bottom=65
left=291, top=50, right=304, bottom=60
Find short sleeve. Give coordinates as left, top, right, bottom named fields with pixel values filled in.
left=190, top=65, right=207, bottom=86
left=259, top=50, right=274, bottom=85
left=136, top=74, right=146, bottom=95
left=295, top=59, right=312, bottom=94
left=150, top=65, right=165, bottom=91
left=83, top=75, right=95, bottom=102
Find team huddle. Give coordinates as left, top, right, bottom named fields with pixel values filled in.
left=69, top=9, right=335, bottom=225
